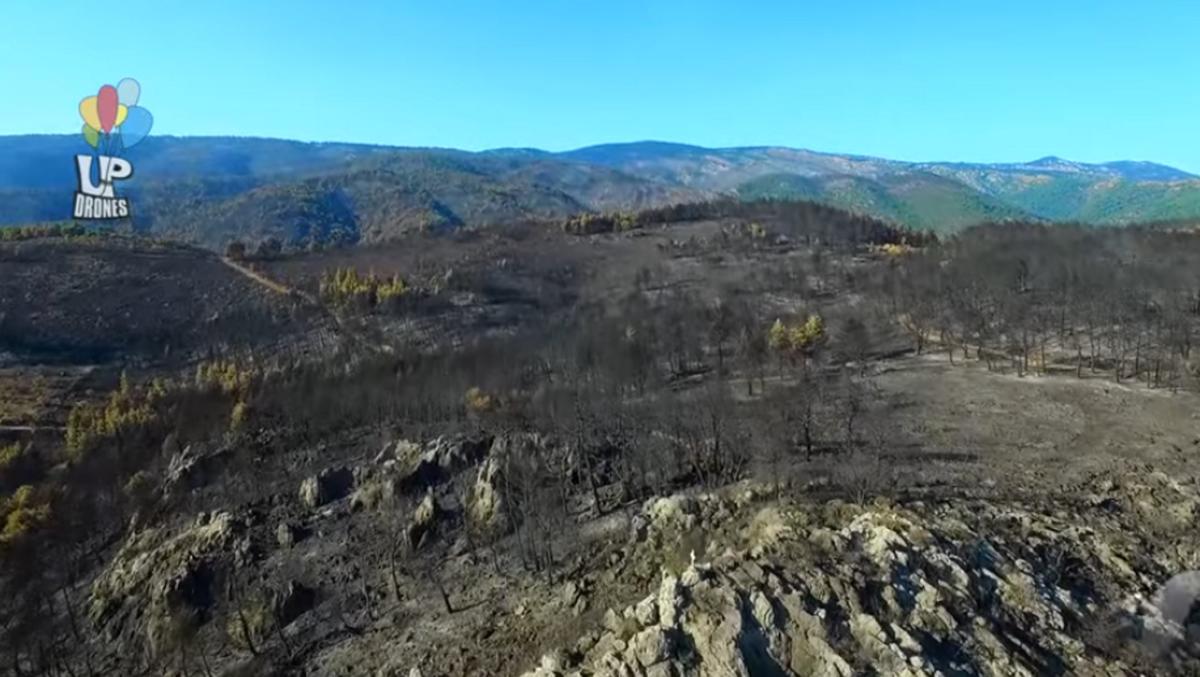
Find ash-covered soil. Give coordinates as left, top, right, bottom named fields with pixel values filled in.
left=78, top=357, right=1200, bottom=676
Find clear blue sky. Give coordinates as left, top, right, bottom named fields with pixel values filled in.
left=4, top=1, right=1199, bottom=170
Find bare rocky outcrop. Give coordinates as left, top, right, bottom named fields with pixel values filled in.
left=406, top=492, right=442, bottom=549
left=89, top=511, right=248, bottom=648
left=81, top=448, right=1200, bottom=676
left=163, top=443, right=232, bottom=498
left=466, top=433, right=557, bottom=531
left=522, top=474, right=1200, bottom=676
left=468, top=453, right=507, bottom=530
left=350, top=474, right=400, bottom=512
left=387, top=435, right=491, bottom=494
left=276, top=520, right=309, bottom=548
left=164, top=444, right=202, bottom=490
left=299, top=466, right=355, bottom=509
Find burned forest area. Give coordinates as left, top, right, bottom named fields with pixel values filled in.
left=4, top=201, right=1200, bottom=676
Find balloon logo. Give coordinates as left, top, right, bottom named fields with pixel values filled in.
left=97, top=85, right=119, bottom=133
left=78, top=78, right=153, bottom=152
left=81, top=124, right=100, bottom=149
left=116, top=78, right=140, bottom=107
left=79, top=96, right=102, bottom=132
left=121, top=106, right=154, bottom=148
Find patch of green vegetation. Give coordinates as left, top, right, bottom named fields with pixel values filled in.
left=1076, top=180, right=1200, bottom=224
left=737, top=173, right=827, bottom=202
left=987, top=174, right=1095, bottom=220
left=882, top=173, right=1029, bottom=232
left=739, top=174, right=903, bottom=222
left=0, top=222, right=95, bottom=241
left=742, top=169, right=1200, bottom=231
left=738, top=172, right=1028, bottom=233
left=939, top=173, right=1200, bottom=225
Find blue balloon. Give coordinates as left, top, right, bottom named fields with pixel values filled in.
left=119, top=106, right=154, bottom=149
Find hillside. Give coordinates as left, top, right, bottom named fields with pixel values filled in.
left=917, top=161, right=1200, bottom=223
left=4, top=136, right=1200, bottom=245
left=0, top=138, right=703, bottom=249
left=737, top=171, right=1029, bottom=233
left=0, top=233, right=327, bottom=365
left=6, top=207, right=1200, bottom=675
left=578, top=142, right=1200, bottom=228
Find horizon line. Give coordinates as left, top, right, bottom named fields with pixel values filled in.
left=0, top=132, right=1193, bottom=175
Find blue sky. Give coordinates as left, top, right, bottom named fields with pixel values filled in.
left=4, top=1, right=1199, bottom=170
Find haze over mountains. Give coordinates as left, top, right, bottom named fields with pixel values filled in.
left=2, top=134, right=1199, bottom=248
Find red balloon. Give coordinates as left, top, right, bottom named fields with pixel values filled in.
left=97, top=85, right=119, bottom=133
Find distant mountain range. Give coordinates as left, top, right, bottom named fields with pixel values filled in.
left=563, top=143, right=1200, bottom=231
left=2, top=135, right=1198, bottom=247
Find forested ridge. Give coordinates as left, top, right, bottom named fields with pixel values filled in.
left=5, top=135, right=1200, bottom=245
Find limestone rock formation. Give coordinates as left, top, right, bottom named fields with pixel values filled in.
left=89, top=511, right=245, bottom=647
left=521, top=474, right=1200, bottom=676
left=468, top=454, right=507, bottom=530
left=392, top=435, right=491, bottom=494
left=299, top=466, right=355, bottom=509
left=406, top=492, right=441, bottom=549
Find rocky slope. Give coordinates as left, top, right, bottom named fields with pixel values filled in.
left=521, top=471, right=1200, bottom=676
left=77, top=427, right=1200, bottom=676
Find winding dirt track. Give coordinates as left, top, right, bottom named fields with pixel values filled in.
left=219, top=256, right=318, bottom=304
left=218, top=256, right=394, bottom=354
